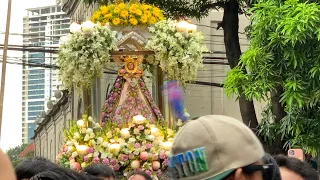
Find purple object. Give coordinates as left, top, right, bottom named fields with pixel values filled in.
left=163, top=81, right=188, bottom=121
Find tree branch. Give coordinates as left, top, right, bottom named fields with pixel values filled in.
left=200, top=1, right=226, bottom=12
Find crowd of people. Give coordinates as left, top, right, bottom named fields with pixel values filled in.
left=0, top=115, right=319, bottom=180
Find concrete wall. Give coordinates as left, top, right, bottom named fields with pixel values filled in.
left=33, top=94, right=72, bottom=162
left=185, top=11, right=266, bottom=120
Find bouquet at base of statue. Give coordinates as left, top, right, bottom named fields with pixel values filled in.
left=57, top=114, right=179, bottom=179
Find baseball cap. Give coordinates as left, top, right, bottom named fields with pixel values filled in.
left=169, top=115, right=265, bottom=180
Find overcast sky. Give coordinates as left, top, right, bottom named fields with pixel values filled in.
left=0, top=0, right=56, bottom=151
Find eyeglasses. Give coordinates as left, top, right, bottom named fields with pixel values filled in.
left=242, top=164, right=274, bottom=173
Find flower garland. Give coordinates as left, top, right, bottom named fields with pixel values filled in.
left=57, top=115, right=180, bottom=179
left=146, top=20, right=208, bottom=88
left=58, top=22, right=118, bottom=94
left=91, top=2, right=165, bottom=27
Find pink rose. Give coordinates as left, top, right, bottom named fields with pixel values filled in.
left=108, top=97, right=114, bottom=103
left=102, top=158, right=109, bottom=165
left=152, top=161, right=161, bottom=171
left=153, top=154, right=158, bottom=161
left=157, top=170, right=162, bottom=178
left=119, top=69, right=126, bottom=74
left=87, top=147, right=94, bottom=154
left=134, top=143, right=141, bottom=148
left=159, top=151, right=166, bottom=159
left=145, top=170, right=152, bottom=176
left=110, top=159, right=117, bottom=166
left=140, top=82, right=145, bottom=87
left=145, top=143, right=152, bottom=149
left=113, top=93, right=119, bottom=98
left=128, top=153, right=135, bottom=160
left=138, top=125, right=144, bottom=130
left=70, top=162, right=81, bottom=171
left=83, top=155, right=89, bottom=162
left=108, top=107, right=113, bottom=112
left=140, top=152, right=149, bottom=161
left=131, top=160, right=140, bottom=169
left=102, top=112, right=107, bottom=117
left=113, top=164, right=120, bottom=171
left=114, top=82, right=120, bottom=88
left=101, top=122, right=105, bottom=127
left=120, top=154, right=129, bottom=162
left=93, top=157, right=100, bottom=164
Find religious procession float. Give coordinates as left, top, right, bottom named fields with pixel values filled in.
left=56, top=0, right=207, bottom=179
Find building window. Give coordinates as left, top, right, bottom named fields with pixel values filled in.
left=29, top=95, right=45, bottom=99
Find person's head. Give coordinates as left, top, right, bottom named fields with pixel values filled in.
left=127, top=171, right=152, bottom=180
left=15, top=157, right=59, bottom=180
left=29, top=167, right=88, bottom=180
left=0, top=148, right=15, bottom=180
left=83, top=164, right=115, bottom=180
left=274, top=155, right=318, bottom=180
left=262, top=153, right=281, bottom=180
left=170, top=115, right=268, bottom=180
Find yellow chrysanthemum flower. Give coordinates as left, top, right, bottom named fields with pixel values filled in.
left=100, top=5, right=108, bottom=12
left=144, top=11, right=151, bottom=17
left=120, top=10, right=129, bottom=18
left=114, top=6, right=121, bottom=14
left=112, top=18, right=121, bottom=25
left=140, top=16, right=148, bottom=24
left=135, top=9, right=142, bottom=16
left=129, top=18, right=138, bottom=26
left=91, top=13, right=99, bottom=22
left=149, top=16, right=157, bottom=24
left=104, top=13, right=112, bottom=20
left=141, top=4, right=151, bottom=11
left=129, top=4, right=139, bottom=13
left=118, top=3, right=126, bottom=9
left=100, top=6, right=109, bottom=15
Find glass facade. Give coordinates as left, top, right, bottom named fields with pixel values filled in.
left=23, top=4, right=70, bottom=143
left=27, top=53, right=45, bottom=138
left=27, top=123, right=36, bottom=143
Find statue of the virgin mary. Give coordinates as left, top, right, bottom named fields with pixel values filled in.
left=101, top=56, right=163, bottom=125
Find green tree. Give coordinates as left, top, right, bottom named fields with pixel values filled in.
left=6, top=144, right=34, bottom=167
left=83, top=0, right=260, bottom=131
left=224, top=0, right=320, bottom=154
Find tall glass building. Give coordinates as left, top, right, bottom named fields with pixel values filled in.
left=22, top=4, right=70, bottom=143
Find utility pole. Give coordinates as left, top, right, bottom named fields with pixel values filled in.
left=0, top=0, right=12, bottom=140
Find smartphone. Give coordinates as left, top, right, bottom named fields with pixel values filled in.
left=288, top=149, right=304, bottom=161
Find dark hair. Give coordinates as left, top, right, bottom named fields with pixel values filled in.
left=83, top=164, right=115, bottom=178
left=262, top=153, right=281, bottom=180
left=30, top=167, right=88, bottom=180
left=15, top=157, right=59, bottom=180
left=274, top=154, right=319, bottom=180
left=127, top=171, right=152, bottom=180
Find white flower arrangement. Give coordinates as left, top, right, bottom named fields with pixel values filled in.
left=58, top=22, right=118, bottom=94
left=146, top=20, right=208, bottom=88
